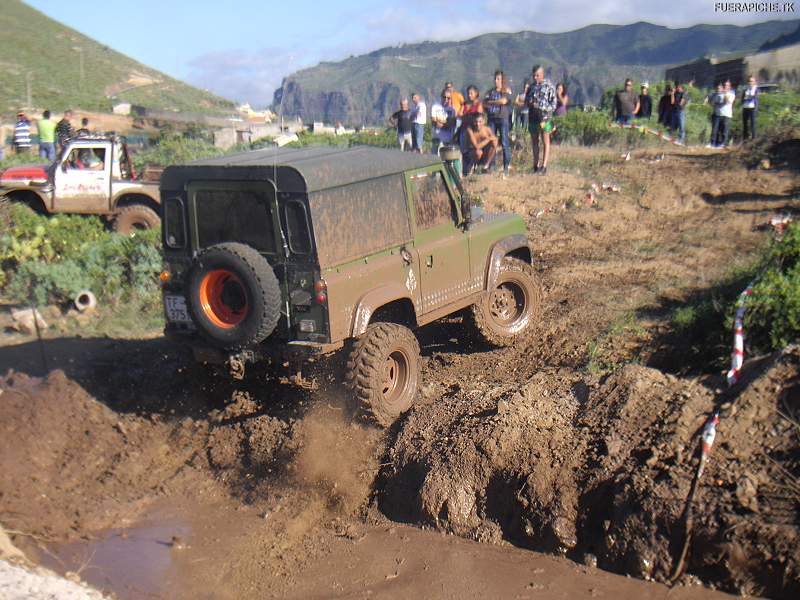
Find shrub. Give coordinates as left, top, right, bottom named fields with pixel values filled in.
left=130, top=133, right=223, bottom=172
left=746, top=223, right=800, bottom=351
left=0, top=204, right=161, bottom=308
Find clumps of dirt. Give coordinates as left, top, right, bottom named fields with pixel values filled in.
left=381, top=369, right=586, bottom=548
left=204, top=388, right=381, bottom=516
left=380, top=347, right=800, bottom=597
left=0, top=370, right=203, bottom=539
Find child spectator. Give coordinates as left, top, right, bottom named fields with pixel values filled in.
left=13, top=112, right=31, bottom=154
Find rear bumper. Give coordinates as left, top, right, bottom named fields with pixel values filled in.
left=164, top=327, right=343, bottom=364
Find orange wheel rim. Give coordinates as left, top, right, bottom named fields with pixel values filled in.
left=199, top=270, right=248, bottom=329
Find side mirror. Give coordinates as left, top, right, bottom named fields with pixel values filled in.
left=61, top=162, right=68, bottom=173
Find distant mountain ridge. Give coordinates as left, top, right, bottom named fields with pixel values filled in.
left=0, top=0, right=235, bottom=116
left=273, top=19, right=800, bottom=125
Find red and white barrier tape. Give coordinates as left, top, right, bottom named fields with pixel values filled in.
left=726, top=286, right=754, bottom=386
left=697, top=411, right=720, bottom=478
left=609, top=123, right=684, bottom=146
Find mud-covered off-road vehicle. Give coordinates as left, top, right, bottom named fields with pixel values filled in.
left=160, top=145, right=540, bottom=424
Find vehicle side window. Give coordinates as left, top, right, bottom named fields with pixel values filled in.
left=65, top=147, right=106, bottom=171
left=284, top=201, right=312, bottom=255
left=410, top=171, right=454, bottom=229
left=164, top=197, right=186, bottom=249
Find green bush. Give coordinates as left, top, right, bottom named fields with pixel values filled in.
left=746, top=223, right=800, bottom=350
left=0, top=204, right=161, bottom=307
left=0, top=153, right=49, bottom=170
left=130, top=133, right=223, bottom=172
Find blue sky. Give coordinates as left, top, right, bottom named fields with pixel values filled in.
left=25, top=0, right=799, bottom=106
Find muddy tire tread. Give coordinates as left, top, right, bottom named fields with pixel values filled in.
left=113, top=204, right=160, bottom=234
left=189, top=242, right=281, bottom=350
left=345, top=322, right=420, bottom=427
left=469, top=257, right=542, bottom=347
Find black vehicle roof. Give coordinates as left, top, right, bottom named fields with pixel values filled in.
left=160, top=145, right=441, bottom=193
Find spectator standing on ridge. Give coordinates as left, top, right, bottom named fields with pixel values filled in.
left=37, top=110, right=57, bottom=161
left=519, top=65, right=556, bottom=175
left=410, top=94, right=427, bottom=153
left=716, top=80, right=735, bottom=147
left=13, top=112, right=32, bottom=154
left=671, top=83, right=687, bottom=143
left=636, top=83, right=652, bottom=119
left=464, top=113, right=498, bottom=174
left=430, top=90, right=457, bottom=156
left=389, top=99, right=413, bottom=151
left=77, top=117, right=91, bottom=137
left=555, top=83, right=568, bottom=116
left=658, top=84, right=673, bottom=127
left=484, top=70, right=513, bottom=177
left=56, top=110, right=75, bottom=152
left=614, top=79, right=639, bottom=125
left=707, top=82, right=725, bottom=148
left=444, top=82, right=464, bottom=116
left=741, top=75, right=759, bottom=140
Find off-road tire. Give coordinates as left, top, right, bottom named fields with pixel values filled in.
left=187, top=242, right=281, bottom=351
left=114, top=204, right=161, bottom=234
left=346, top=322, right=421, bottom=427
left=469, top=257, right=541, bottom=347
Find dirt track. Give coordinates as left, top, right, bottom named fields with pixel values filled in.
left=1, top=143, right=798, bottom=598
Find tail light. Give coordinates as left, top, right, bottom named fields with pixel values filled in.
left=313, top=278, right=327, bottom=304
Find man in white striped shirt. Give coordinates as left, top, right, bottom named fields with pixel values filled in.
left=14, top=112, right=32, bottom=154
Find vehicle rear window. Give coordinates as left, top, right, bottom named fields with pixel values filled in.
left=194, top=189, right=276, bottom=253
left=164, top=197, right=186, bottom=248
left=410, top=171, right=454, bottom=229
left=284, top=201, right=312, bottom=255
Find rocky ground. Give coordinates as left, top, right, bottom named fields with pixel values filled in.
left=0, top=141, right=798, bottom=598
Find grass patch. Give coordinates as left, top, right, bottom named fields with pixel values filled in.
left=586, top=311, right=648, bottom=375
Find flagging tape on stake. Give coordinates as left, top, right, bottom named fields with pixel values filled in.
left=726, top=286, right=754, bottom=386
left=609, top=122, right=676, bottom=144
left=670, top=282, right=755, bottom=583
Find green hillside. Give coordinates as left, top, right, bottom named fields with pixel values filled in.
left=275, top=19, right=800, bottom=125
left=0, top=0, right=235, bottom=116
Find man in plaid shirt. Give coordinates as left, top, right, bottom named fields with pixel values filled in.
left=518, top=65, right=557, bottom=175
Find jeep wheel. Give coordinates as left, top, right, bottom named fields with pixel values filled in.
left=346, top=323, right=421, bottom=427
left=114, top=204, right=160, bottom=235
left=469, top=257, right=541, bottom=347
left=187, top=242, right=281, bottom=350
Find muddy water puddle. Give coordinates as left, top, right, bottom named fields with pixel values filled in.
left=39, top=511, right=190, bottom=599
left=34, top=498, right=738, bottom=600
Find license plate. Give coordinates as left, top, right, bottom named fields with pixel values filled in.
left=164, top=294, right=193, bottom=324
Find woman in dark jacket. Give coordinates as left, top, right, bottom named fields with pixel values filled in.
left=657, top=85, right=673, bottom=127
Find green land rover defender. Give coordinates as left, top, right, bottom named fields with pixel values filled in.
left=160, top=145, right=540, bottom=425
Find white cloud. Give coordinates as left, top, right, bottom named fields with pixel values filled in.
left=184, top=1, right=798, bottom=105
left=186, top=48, right=313, bottom=107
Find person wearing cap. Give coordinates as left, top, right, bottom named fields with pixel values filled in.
left=13, top=112, right=32, bottom=154
left=37, top=110, right=57, bottom=161
left=636, top=83, right=652, bottom=120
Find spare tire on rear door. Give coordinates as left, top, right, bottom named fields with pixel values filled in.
left=187, top=242, right=281, bottom=350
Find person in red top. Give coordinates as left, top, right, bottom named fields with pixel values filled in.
left=459, top=85, right=484, bottom=175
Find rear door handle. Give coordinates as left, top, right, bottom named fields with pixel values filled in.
left=426, top=255, right=433, bottom=267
